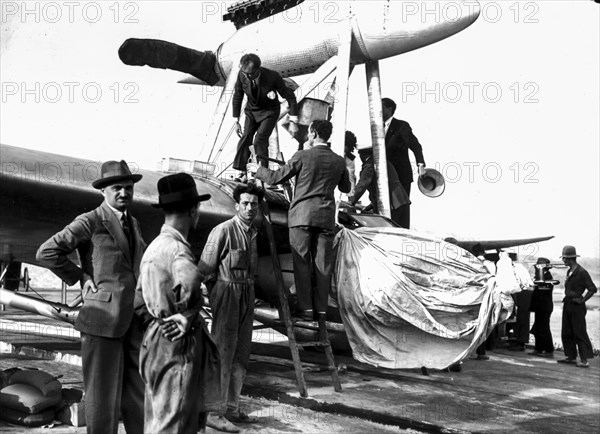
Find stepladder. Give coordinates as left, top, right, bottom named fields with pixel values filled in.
left=252, top=171, right=342, bottom=398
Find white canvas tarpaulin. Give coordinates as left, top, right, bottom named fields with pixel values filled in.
left=333, top=227, right=516, bottom=370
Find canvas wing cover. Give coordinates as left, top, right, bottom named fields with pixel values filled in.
left=334, top=228, right=515, bottom=370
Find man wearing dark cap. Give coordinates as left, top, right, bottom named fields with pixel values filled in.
left=137, top=173, right=220, bottom=433
left=199, top=183, right=264, bottom=432
left=557, top=245, right=597, bottom=367
left=37, top=160, right=146, bottom=434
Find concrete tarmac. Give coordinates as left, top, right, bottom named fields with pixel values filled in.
left=1, top=291, right=599, bottom=433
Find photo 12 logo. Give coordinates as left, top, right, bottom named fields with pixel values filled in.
left=2, top=82, right=140, bottom=104
left=1, top=1, right=140, bottom=24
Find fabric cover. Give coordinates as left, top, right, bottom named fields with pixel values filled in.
left=334, top=227, right=516, bottom=369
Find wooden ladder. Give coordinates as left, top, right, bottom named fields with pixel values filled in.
left=255, top=178, right=342, bottom=398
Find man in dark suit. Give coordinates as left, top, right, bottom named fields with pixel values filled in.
left=37, top=160, right=146, bottom=434
left=348, top=147, right=410, bottom=226
left=232, top=53, right=298, bottom=179
left=382, top=97, right=426, bottom=228
left=248, top=120, right=351, bottom=321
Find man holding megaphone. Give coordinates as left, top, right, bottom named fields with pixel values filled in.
left=382, top=98, right=427, bottom=229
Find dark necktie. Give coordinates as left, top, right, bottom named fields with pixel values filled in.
left=251, top=79, right=258, bottom=95
left=121, top=214, right=133, bottom=255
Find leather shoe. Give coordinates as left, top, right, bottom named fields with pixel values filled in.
left=477, top=354, right=489, bottom=360
left=206, top=414, right=240, bottom=433
left=576, top=360, right=589, bottom=368
left=535, top=351, right=554, bottom=358
left=557, top=358, right=577, bottom=364
left=225, top=411, right=259, bottom=424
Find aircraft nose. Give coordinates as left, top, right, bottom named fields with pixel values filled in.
left=352, top=1, right=481, bottom=60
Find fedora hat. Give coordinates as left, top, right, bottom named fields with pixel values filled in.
left=152, top=173, right=211, bottom=208
left=535, top=257, right=551, bottom=265
left=92, top=160, right=143, bottom=189
left=560, top=245, right=580, bottom=259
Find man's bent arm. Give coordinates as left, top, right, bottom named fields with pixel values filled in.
left=256, top=152, right=301, bottom=185
left=36, top=216, right=93, bottom=285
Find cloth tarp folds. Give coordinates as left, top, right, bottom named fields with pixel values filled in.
left=334, top=227, right=514, bottom=369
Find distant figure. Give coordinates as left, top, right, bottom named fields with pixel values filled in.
left=348, top=147, right=410, bottom=226
left=232, top=53, right=298, bottom=180
left=508, top=254, right=534, bottom=352
left=248, top=119, right=351, bottom=321
left=557, top=245, right=597, bottom=368
left=529, top=257, right=557, bottom=357
left=344, top=131, right=358, bottom=198
left=37, top=160, right=146, bottom=434
left=382, top=97, right=426, bottom=228
left=199, top=183, right=264, bottom=432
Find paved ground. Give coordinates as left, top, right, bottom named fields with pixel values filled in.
left=0, top=353, right=413, bottom=434
left=1, top=286, right=599, bottom=433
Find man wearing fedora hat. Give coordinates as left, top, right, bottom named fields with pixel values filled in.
left=557, top=245, right=597, bottom=368
left=199, top=183, right=264, bottom=432
left=136, top=173, right=220, bottom=433
left=37, top=160, right=146, bottom=434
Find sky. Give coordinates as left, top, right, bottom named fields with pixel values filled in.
left=1, top=1, right=599, bottom=262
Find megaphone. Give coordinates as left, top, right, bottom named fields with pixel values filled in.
left=418, top=168, right=445, bottom=198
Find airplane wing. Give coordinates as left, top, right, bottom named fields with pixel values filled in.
left=0, top=144, right=291, bottom=265
left=454, top=236, right=555, bottom=254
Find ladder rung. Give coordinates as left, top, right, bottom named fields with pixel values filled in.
left=296, top=341, right=329, bottom=347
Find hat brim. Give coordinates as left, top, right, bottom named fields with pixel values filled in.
left=92, top=174, right=143, bottom=189
left=560, top=254, right=580, bottom=258
left=151, top=193, right=211, bottom=208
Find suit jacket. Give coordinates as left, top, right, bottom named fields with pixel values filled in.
left=36, top=201, right=146, bottom=338
left=256, top=145, right=351, bottom=230
left=385, top=118, right=425, bottom=186
left=351, top=157, right=410, bottom=211
left=232, top=67, right=298, bottom=121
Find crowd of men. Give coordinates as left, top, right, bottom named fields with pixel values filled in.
left=33, top=54, right=597, bottom=434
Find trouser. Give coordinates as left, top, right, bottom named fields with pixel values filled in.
left=289, top=226, right=334, bottom=313
left=140, top=321, right=205, bottom=434
left=210, top=282, right=255, bottom=414
left=530, top=290, right=554, bottom=352
left=562, top=301, right=594, bottom=360
left=514, top=289, right=532, bottom=344
left=232, top=111, right=278, bottom=171
left=395, top=183, right=411, bottom=229
left=81, top=317, right=144, bottom=434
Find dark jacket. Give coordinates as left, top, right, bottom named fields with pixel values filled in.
left=385, top=118, right=426, bottom=186
left=232, top=67, right=298, bottom=120
left=256, top=145, right=351, bottom=230
left=351, top=156, right=410, bottom=211
left=564, top=264, right=597, bottom=303
left=36, top=202, right=146, bottom=338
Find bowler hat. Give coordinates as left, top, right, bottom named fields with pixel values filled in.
left=92, top=160, right=143, bottom=189
left=560, top=245, right=580, bottom=259
left=536, top=257, right=550, bottom=265
left=152, top=173, right=211, bottom=208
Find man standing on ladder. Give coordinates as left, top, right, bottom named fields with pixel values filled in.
left=232, top=53, right=299, bottom=182
left=248, top=120, right=351, bottom=322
